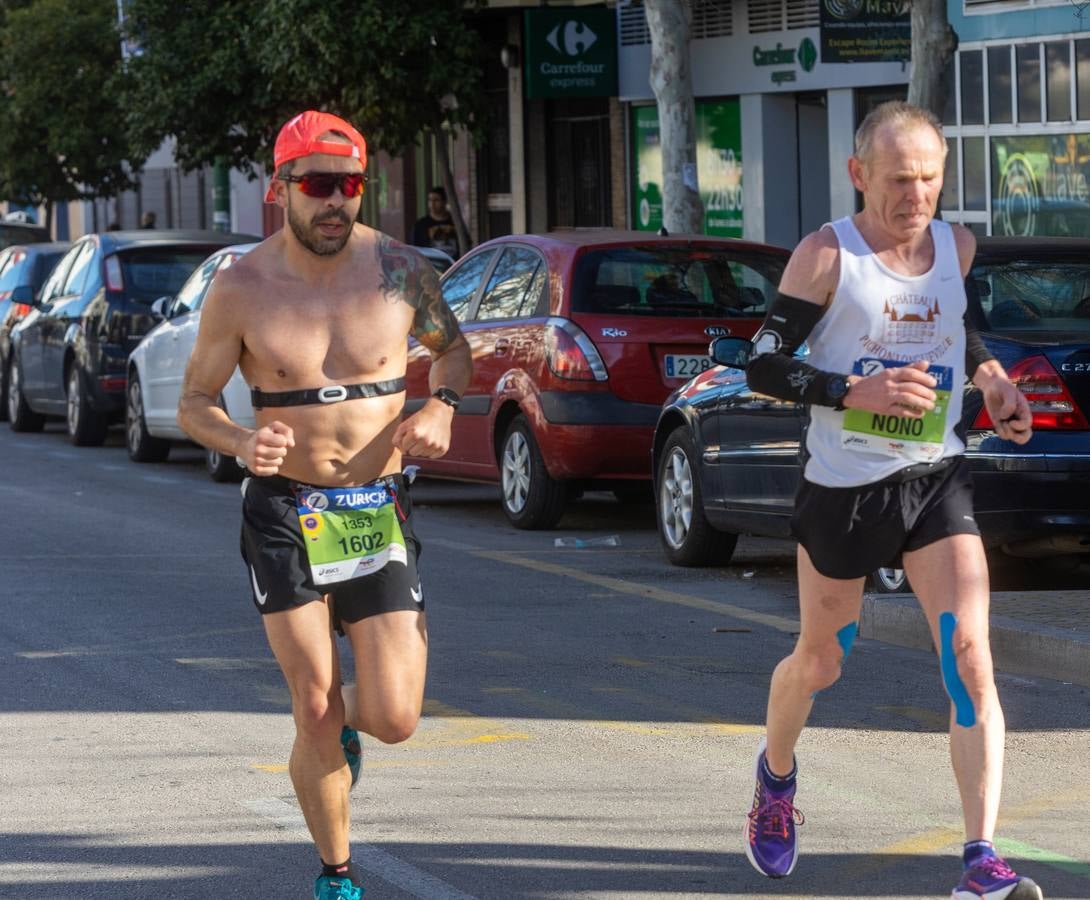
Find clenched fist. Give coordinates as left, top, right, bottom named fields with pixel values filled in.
left=240, top=421, right=295, bottom=475
left=844, top=359, right=937, bottom=419
left=393, top=399, right=454, bottom=459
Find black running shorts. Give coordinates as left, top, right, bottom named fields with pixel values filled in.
left=239, top=472, right=424, bottom=624
left=790, top=455, right=980, bottom=580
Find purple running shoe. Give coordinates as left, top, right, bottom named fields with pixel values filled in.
left=743, top=738, right=804, bottom=878
left=952, top=853, right=1043, bottom=900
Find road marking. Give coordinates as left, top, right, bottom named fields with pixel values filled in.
left=243, top=798, right=481, bottom=900
left=994, top=837, right=1090, bottom=880
left=410, top=698, right=530, bottom=747
left=140, top=473, right=182, bottom=484
left=590, top=684, right=763, bottom=735
left=472, top=549, right=799, bottom=633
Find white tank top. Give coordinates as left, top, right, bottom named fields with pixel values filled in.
left=802, top=216, right=966, bottom=488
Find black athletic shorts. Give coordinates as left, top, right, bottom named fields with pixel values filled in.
left=790, top=455, right=980, bottom=580
left=239, top=472, right=423, bottom=625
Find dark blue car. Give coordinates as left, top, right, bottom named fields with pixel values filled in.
left=652, top=237, right=1090, bottom=590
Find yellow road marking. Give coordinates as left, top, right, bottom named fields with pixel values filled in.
left=472, top=550, right=799, bottom=633
left=251, top=763, right=289, bottom=774
left=411, top=698, right=530, bottom=747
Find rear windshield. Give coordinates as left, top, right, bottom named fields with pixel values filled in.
left=971, top=259, right=1090, bottom=332
left=120, top=248, right=218, bottom=302
left=572, top=246, right=785, bottom=318
left=0, top=250, right=61, bottom=292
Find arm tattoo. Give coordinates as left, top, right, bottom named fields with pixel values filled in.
left=378, top=235, right=462, bottom=353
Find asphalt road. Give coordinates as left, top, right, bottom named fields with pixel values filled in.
left=1, top=423, right=1088, bottom=900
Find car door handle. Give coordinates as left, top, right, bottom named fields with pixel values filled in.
left=494, top=338, right=511, bottom=356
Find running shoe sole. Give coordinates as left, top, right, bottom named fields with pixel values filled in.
left=952, top=878, right=1043, bottom=900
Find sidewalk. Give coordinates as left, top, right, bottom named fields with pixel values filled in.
left=860, top=590, right=1090, bottom=689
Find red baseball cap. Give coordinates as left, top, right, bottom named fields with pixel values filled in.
left=264, top=110, right=368, bottom=203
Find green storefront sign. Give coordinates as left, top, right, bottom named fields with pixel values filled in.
left=631, top=100, right=743, bottom=238
left=524, top=7, right=617, bottom=99
left=992, top=134, right=1090, bottom=237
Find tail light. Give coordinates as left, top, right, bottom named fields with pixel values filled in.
left=13, top=303, right=31, bottom=317
left=972, top=355, right=1088, bottom=431
left=544, top=317, right=608, bottom=381
left=104, top=255, right=124, bottom=292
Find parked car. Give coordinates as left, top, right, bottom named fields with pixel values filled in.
left=0, top=242, right=69, bottom=422
left=417, top=245, right=455, bottom=274
left=0, top=220, right=49, bottom=250
left=7, top=229, right=258, bottom=445
left=402, top=230, right=790, bottom=528
left=652, top=236, right=1090, bottom=590
left=127, top=243, right=258, bottom=480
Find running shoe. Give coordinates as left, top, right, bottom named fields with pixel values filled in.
left=952, top=854, right=1043, bottom=900
left=743, top=738, right=804, bottom=878
left=341, top=725, right=362, bottom=790
left=314, top=874, right=363, bottom=899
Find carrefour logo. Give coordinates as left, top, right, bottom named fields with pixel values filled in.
left=546, top=20, right=598, bottom=57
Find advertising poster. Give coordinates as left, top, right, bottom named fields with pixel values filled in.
left=819, top=0, right=910, bottom=64
left=631, top=99, right=743, bottom=238
left=991, top=133, right=1090, bottom=237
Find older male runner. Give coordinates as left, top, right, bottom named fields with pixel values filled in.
left=179, top=110, right=471, bottom=900
left=740, top=101, right=1041, bottom=900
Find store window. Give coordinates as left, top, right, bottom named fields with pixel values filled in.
left=963, top=137, right=986, bottom=211
left=988, top=46, right=1013, bottom=124
left=1078, top=39, right=1090, bottom=120
left=1046, top=41, right=1072, bottom=122
left=942, top=139, right=960, bottom=211
left=1016, top=43, right=1041, bottom=123
left=942, top=57, right=957, bottom=125
left=961, top=50, right=985, bottom=125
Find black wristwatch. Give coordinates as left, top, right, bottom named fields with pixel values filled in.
left=826, top=374, right=850, bottom=410
left=432, top=387, right=461, bottom=410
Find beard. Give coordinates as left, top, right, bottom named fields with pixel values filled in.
left=286, top=199, right=353, bottom=256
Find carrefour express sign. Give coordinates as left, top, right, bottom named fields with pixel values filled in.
left=524, top=8, right=618, bottom=99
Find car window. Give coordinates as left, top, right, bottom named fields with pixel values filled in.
left=971, top=259, right=1090, bottom=332
left=441, top=249, right=497, bottom=322
left=120, top=249, right=218, bottom=304
left=61, top=240, right=97, bottom=295
left=39, top=245, right=79, bottom=303
left=475, top=247, right=543, bottom=321
left=172, top=254, right=222, bottom=316
left=0, top=250, right=20, bottom=293
left=190, top=251, right=244, bottom=312
left=572, top=247, right=785, bottom=318
left=31, top=251, right=66, bottom=290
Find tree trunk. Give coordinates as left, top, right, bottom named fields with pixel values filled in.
left=431, top=125, right=471, bottom=256
left=907, top=0, right=958, bottom=119
left=645, top=0, right=704, bottom=235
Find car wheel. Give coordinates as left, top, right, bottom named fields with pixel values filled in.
left=869, top=567, right=911, bottom=593
left=66, top=365, right=108, bottom=446
left=0, top=359, right=9, bottom=424
left=656, top=426, right=738, bottom=567
left=7, top=355, right=45, bottom=433
left=125, top=373, right=170, bottom=462
left=500, top=414, right=566, bottom=529
left=206, top=446, right=244, bottom=482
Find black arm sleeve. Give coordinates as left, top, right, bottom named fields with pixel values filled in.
left=745, top=292, right=847, bottom=406
left=964, top=311, right=994, bottom=380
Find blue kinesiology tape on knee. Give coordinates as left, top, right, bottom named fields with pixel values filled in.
left=939, top=612, right=977, bottom=728
left=812, top=621, right=859, bottom=699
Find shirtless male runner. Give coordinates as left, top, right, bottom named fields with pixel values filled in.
left=178, top=110, right=471, bottom=900
left=739, top=102, right=1042, bottom=900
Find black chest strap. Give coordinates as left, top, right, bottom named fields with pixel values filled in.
left=251, top=377, right=406, bottom=409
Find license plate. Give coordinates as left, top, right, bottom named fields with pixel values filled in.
left=664, top=354, right=712, bottom=379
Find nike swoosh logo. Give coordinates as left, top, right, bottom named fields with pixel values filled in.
left=940, top=273, right=956, bottom=281
left=410, top=585, right=423, bottom=605
left=250, top=566, right=268, bottom=606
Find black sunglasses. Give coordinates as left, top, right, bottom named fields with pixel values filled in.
left=280, top=172, right=367, bottom=199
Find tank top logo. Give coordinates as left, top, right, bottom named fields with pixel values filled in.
left=882, top=292, right=942, bottom=345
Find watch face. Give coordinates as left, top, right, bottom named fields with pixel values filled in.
left=434, top=388, right=460, bottom=408
left=828, top=375, right=848, bottom=400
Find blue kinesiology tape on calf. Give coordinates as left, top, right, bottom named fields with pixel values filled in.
left=939, top=612, right=977, bottom=728
left=836, top=621, right=858, bottom=662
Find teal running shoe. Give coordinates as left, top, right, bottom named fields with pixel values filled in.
left=314, top=874, right=363, bottom=899
left=341, top=725, right=362, bottom=789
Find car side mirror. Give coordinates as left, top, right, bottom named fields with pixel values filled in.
left=709, top=336, right=754, bottom=369
left=150, top=296, right=171, bottom=318
left=10, top=284, right=36, bottom=305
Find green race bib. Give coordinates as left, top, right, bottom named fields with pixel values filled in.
left=841, top=359, right=952, bottom=463
left=295, top=483, right=407, bottom=586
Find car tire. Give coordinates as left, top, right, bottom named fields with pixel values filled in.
left=206, top=446, right=244, bottom=482
left=66, top=365, right=109, bottom=447
left=0, top=359, right=10, bottom=424
left=657, top=426, right=738, bottom=567
left=125, top=372, right=170, bottom=462
left=7, top=355, right=45, bottom=433
left=500, top=414, right=566, bottom=529
left=869, top=567, right=911, bottom=593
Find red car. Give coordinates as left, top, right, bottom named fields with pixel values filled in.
left=403, top=231, right=789, bottom=528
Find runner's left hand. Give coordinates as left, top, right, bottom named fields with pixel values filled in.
left=982, top=378, right=1032, bottom=444
left=393, top=400, right=454, bottom=458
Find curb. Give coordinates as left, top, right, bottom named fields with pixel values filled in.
left=860, top=593, right=1090, bottom=689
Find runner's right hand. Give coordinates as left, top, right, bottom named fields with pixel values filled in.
left=843, top=359, right=937, bottom=419
left=240, top=422, right=295, bottom=475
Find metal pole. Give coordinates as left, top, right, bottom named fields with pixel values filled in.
left=212, top=156, right=231, bottom=232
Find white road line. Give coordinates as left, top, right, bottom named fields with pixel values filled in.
left=427, top=537, right=482, bottom=552
left=98, top=463, right=126, bottom=471
left=243, top=798, right=480, bottom=900
left=140, top=473, right=182, bottom=484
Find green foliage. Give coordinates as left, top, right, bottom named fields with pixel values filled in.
left=124, top=0, right=488, bottom=176
left=0, top=0, right=131, bottom=204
